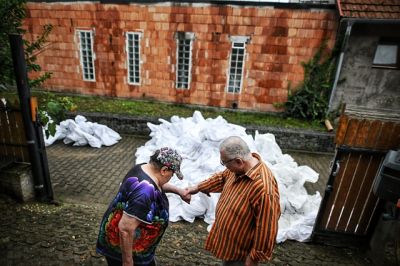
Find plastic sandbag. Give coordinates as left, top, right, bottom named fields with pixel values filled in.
left=44, top=115, right=121, bottom=148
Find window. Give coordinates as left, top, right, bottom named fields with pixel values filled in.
left=175, top=32, right=194, bottom=89
left=372, top=38, right=400, bottom=69
left=126, top=32, right=142, bottom=85
left=227, top=36, right=249, bottom=93
left=77, top=30, right=95, bottom=81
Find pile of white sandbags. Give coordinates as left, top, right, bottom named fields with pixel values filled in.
left=135, top=111, right=321, bottom=243
left=44, top=115, right=121, bottom=148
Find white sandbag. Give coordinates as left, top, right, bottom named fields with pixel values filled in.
left=44, top=115, right=121, bottom=148
left=63, top=119, right=102, bottom=148
left=92, top=123, right=122, bottom=146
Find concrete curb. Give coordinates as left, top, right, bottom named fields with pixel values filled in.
left=68, top=112, right=335, bottom=153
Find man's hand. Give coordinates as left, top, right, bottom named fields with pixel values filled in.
left=245, top=256, right=258, bottom=266
left=187, top=185, right=211, bottom=196
left=187, top=185, right=199, bottom=195
left=179, top=187, right=191, bottom=204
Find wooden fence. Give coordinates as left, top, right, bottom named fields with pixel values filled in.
left=0, top=99, right=30, bottom=165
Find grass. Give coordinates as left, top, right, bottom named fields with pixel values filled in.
left=0, top=89, right=325, bottom=131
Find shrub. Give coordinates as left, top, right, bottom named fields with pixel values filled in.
left=284, top=42, right=337, bottom=121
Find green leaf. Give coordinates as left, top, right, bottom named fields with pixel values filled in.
left=47, top=122, right=57, bottom=137
left=47, top=101, right=62, bottom=115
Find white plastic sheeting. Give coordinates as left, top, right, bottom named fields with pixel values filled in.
left=44, top=115, right=121, bottom=148
left=135, top=111, right=322, bottom=243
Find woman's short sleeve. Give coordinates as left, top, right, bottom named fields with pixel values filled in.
left=121, top=176, right=160, bottom=223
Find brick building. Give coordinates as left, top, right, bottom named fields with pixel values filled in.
left=24, top=0, right=338, bottom=112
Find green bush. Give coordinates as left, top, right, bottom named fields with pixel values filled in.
left=284, top=42, right=336, bottom=121
left=38, top=93, right=77, bottom=138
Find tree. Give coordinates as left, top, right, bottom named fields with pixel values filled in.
left=0, top=0, right=77, bottom=137
left=0, top=0, right=53, bottom=90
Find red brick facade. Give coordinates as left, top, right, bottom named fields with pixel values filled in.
left=24, top=2, right=338, bottom=112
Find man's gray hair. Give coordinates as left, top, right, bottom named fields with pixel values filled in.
left=219, top=136, right=251, bottom=160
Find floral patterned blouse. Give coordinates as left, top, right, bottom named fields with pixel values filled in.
left=96, top=164, right=169, bottom=265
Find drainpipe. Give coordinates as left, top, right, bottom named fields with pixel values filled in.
left=9, top=34, right=49, bottom=202
left=328, top=20, right=353, bottom=111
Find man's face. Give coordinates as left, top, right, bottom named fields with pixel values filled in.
left=220, top=151, right=245, bottom=175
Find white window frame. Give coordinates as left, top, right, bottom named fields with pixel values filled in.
left=77, top=30, right=96, bottom=82
left=126, top=32, right=142, bottom=85
left=175, top=32, right=195, bottom=89
left=227, top=36, right=249, bottom=94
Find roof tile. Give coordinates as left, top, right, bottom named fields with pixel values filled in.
left=337, top=0, right=400, bottom=19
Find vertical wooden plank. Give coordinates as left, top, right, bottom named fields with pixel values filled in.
left=320, top=152, right=353, bottom=230
left=10, top=110, right=26, bottom=162
left=335, top=114, right=349, bottom=145
left=7, top=110, right=22, bottom=160
left=0, top=147, right=18, bottom=157
left=356, top=190, right=380, bottom=235
left=330, top=153, right=360, bottom=230
left=364, top=120, right=383, bottom=149
left=0, top=101, right=7, bottom=159
left=343, top=119, right=360, bottom=146
left=1, top=110, right=16, bottom=158
left=336, top=152, right=366, bottom=232
left=390, top=123, right=400, bottom=149
left=16, top=110, right=30, bottom=163
left=353, top=120, right=370, bottom=148
left=342, top=153, right=384, bottom=234
left=375, top=122, right=395, bottom=150
left=17, top=110, right=30, bottom=163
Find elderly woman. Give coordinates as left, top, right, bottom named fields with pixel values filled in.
left=96, top=147, right=189, bottom=266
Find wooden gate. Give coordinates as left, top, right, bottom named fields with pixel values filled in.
left=312, top=107, right=400, bottom=246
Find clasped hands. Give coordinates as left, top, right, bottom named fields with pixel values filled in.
left=178, top=185, right=202, bottom=204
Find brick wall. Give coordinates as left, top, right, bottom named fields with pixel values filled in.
left=24, top=2, right=338, bottom=112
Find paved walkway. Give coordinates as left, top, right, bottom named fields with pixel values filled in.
left=0, top=134, right=379, bottom=265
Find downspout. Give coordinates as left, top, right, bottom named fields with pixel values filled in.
left=328, top=19, right=353, bottom=111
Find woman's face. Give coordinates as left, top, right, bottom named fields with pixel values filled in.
left=161, top=166, right=175, bottom=183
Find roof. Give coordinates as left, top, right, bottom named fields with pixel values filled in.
left=337, top=0, right=400, bottom=19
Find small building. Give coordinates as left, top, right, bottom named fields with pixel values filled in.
left=328, top=0, right=400, bottom=113
left=24, top=0, right=337, bottom=112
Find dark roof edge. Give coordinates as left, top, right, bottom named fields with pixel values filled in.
left=340, top=17, right=400, bottom=24
left=28, top=0, right=336, bottom=10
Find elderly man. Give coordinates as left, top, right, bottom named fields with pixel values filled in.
left=188, top=136, right=281, bottom=266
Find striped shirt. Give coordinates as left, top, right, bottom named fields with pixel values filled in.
left=198, top=153, right=280, bottom=262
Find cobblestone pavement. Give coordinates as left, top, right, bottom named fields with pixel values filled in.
left=0, top=134, right=377, bottom=265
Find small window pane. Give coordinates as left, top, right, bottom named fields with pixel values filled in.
left=373, top=44, right=398, bottom=65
